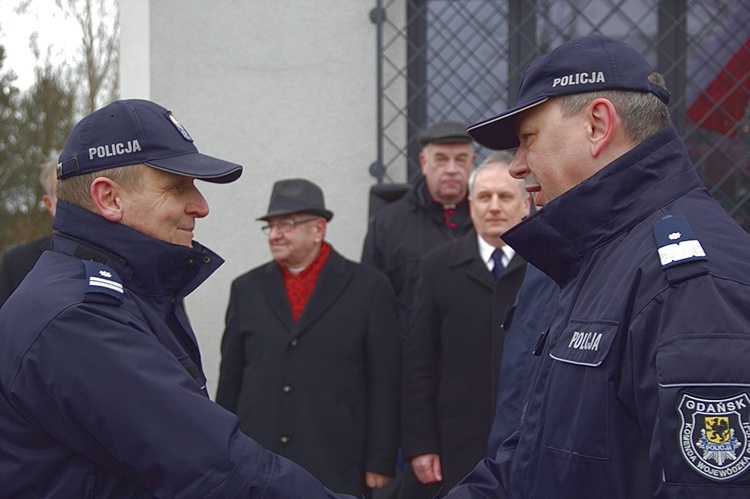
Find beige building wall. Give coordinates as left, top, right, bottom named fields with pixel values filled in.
left=119, top=0, right=404, bottom=396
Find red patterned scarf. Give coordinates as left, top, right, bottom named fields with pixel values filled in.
left=278, top=242, right=331, bottom=321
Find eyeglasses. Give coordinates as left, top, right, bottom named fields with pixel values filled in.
left=261, top=217, right=318, bottom=235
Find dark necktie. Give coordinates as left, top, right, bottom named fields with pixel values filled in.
left=491, top=248, right=504, bottom=280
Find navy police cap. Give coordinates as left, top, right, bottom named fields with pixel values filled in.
left=57, top=99, right=243, bottom=183
left=467, top=35, right=671, bottom=150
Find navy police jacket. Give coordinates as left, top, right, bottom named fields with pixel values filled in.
left=0, top=201, right=351, bottom=498
left=447, top=125, right=750, bottom=498
left=486, top=264, right=558, bottom=456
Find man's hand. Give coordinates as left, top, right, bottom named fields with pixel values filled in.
left=411, top=453, right=442, bottom=484
left=365, top=471, right=390, bottom=489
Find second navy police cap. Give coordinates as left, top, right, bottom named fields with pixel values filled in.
left=467, top=34, right=671, bottom=151
left=57, top=99, right=243, bottom=183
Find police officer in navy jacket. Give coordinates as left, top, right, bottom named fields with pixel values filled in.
left=446, top=35, right=750, bottom=497
left=0, top=99, right=354, bottom=498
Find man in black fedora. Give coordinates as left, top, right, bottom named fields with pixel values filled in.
left=216, top=178, right=401, bottom=498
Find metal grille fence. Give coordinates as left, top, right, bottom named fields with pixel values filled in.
left=369, top=0, right=750, bottom=231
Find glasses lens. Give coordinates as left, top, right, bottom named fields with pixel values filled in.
left=262, top=218, right=315, bottom=235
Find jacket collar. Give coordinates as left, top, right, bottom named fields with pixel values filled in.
left=503, top=125, right=702, bottom=285
left=444, top=230, right=526, bottom=289
left=52, top=201, right=224, bottom=301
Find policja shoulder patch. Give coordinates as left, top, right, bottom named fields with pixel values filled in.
left=82, top=260, right=124, bottom=305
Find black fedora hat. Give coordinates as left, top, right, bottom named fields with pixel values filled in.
left=257, top=178, right=334, bottom=221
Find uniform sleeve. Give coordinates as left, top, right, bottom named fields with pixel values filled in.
left=441, top=419, right=521, bottom=497
left=400, top=255, right=441, bottom=460
left=364, top=272, right=402, bottom=475
left=440, top=455, right=511, bottom=498
left=216, top=280, right=245, bottom=412
left=10, top=302, right=353, bottom=498
left=621, top=273, right=750, bottom=495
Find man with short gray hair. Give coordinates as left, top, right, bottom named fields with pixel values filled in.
left=402, top=153, right=529, bottom=492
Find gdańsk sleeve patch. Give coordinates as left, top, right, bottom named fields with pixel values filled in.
left=678, top=392, right=750, bottom=481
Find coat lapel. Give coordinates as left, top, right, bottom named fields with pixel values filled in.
left=498, top=252, right=526, bottom=283
left=261, top=263, right=295, bottom=331
left=450, top=232, right=495, bottom=291
left=291, top=249, right=352, bottom=337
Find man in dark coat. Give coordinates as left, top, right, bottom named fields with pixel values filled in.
left=361, top=122, right=476, bottom=328
left=361, top=122, right=477, bottom=498
left=0, top=157, right=57, bottom=307
left=216, top=178, right=401, bottom=498
left=401, top=153, right=530, bottom=492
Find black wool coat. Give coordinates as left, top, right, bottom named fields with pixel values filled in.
left=0, top=234, right=53, bottom=308
left=361, top=180, right=473, bottom=327
left=216, top=248, right=400, bottom=497
left=401, top=231, right=526, bottom=490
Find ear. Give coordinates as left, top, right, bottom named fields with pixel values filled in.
left=523, top=193, right=532, bottom=217
left=587, top=98, right=617, bottom=158
left=90, top=177, right=124, bottom=222
left=42, top=194, right=56, bottom=217
left=313, top=217, right=328, bottom=243
left=468, top=196, right=476, bottom=219
left=419, top=149, right=428, bottom=174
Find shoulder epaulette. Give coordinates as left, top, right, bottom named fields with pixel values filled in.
left=653, top=214, right=708, bottom=284
left=82, top=260, right=124, bottom=305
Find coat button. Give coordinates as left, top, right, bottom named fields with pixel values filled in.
left=290, top=338, right=298, bottom=347
left=280, top=436, right=290, bottom=445
left=282, top=385, right=292, bottom=394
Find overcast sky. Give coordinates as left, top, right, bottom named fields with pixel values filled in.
left=0, top=1, right=81, bottom=91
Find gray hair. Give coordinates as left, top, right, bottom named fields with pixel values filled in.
left=56, top=163, right=147, bottom=211
left=468, top=151, right=526, bottom=198
left=39, top=155, right=58, bottom=198
left=556, top=71, right=671, bottom=143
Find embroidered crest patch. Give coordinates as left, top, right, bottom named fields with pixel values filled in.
left=678, top=393, right=750, bottom=481
left=166, top=111, right=194, bottom=142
